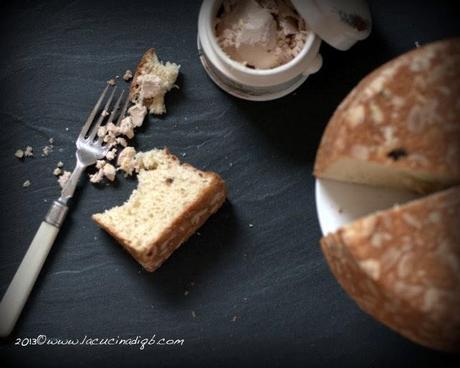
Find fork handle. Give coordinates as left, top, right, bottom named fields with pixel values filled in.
left=0, top=201, right=67, bottom=337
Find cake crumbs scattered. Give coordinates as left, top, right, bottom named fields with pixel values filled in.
left=123, top=69, right=133, bottom=81
left=57, top=161, right=64, bottom=168
left=191, top=311, right=197, bottom=319
left=24, top=146, right=34, bottom=157
left=107, top=78, right=116, bottom=86
left=15, top=149, right=24, bottom=159
left=22, top=180, right=31, bottom=187
left=42, top=144, right=53, bottom=157
left=58, top=170, right=71, bottom=188
left=89, top=160, right=117, bottom=183
left=106, top=148, right=117, bottom=161
left=232, top=315, right=238, bottom=322
left=48, top=137, right=54, bottom=144
left=53, top=167, right=62, bottom=176
left=248, top=223, right=254, bottom=228
left=181, top=152, right=187, bottom=157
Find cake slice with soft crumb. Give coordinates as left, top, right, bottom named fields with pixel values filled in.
left=92, top=148, right=226, bottom=272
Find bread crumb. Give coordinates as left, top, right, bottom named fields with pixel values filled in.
left=89, top=169, right=104, bottom=184
left=107, top=78, right=116, bottom=86
left=53, top=167, right=62, bottom=176
left=123, top=69, right=133, bottom=81
left=103, top=163, right=116, bottom=181
left=90, top=161, right=117, bottom=183
left=24, top=146, right=33, bottom=157
left=127, top=104, right=147, bottom=127
left=106, top=148, right=117, bottom=161
left=57, top=161, right=64, bottom=168
left=117, top=147, right=138, bottom=176
left=116, top=137, right=128, bottom=147
left=58, top=170, right=71, bottom=188
left=15, top=149, right=24, bottom=159
left=23, top=180, right=31, bottom=187
left=42, top=145, right=53, bottom=156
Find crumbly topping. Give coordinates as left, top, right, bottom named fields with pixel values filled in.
left=137, top=74, right=163, bottom=100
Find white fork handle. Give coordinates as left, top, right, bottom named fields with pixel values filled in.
left=0, top=221, right=59, bottom=337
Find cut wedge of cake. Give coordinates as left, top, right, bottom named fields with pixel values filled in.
left=92, top=148, right=226, bottom=272
left=321, top=185, right=460, bottom=352
left=314, top=39, right=460, bottom=193
left=129, top=48, right=180, bottom=115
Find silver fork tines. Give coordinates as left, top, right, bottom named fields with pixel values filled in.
left=57, top=85, right=130, bottom=206
left=0, top=82, right=132, bottom=340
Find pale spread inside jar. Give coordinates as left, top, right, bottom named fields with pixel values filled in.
left=214, top=0, right=308, bottom=69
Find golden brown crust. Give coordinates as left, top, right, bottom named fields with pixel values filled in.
left=314, top=38, right=460, bottom=193
left=321, top=186, right=460, bottom=352
left=92, top=149, right=227, bottom=272
left=129, top=48, right=156, bottom=102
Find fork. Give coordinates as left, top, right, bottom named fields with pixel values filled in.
left=0, top=84, right=130, bottom=337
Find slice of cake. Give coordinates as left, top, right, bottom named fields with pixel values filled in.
left=321, top=185, right=460, bottom=352
left=92, top=148, right=226, bottom=272
left=129, top=48, right=180, bottom=115
left=314, top=39, right=460, bottom=193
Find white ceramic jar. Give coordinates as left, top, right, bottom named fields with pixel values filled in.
left=197, top=0, right=371, bottom=101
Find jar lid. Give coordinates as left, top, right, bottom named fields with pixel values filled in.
left=291, top=0, right=372, bottom=51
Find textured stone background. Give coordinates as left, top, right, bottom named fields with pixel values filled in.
left=0, top=0, right=459, bottom=366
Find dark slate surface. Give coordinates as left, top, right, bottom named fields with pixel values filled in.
left=0, top=0, right=459, bottom=367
